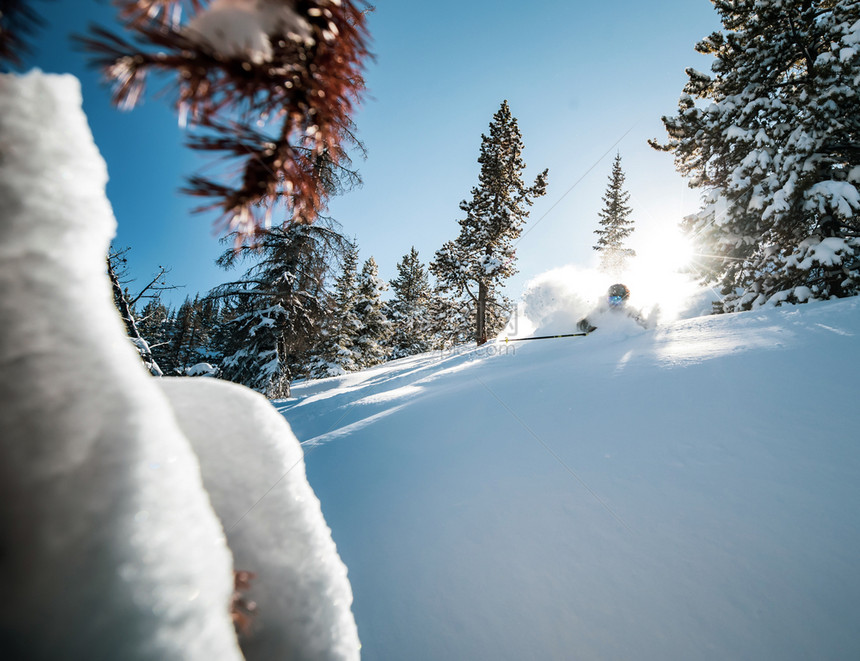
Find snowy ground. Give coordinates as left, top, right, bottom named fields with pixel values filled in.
left=277, top=297, right=860, bottom=660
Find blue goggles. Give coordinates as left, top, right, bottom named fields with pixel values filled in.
left=609, top=295, right=625, bottom=306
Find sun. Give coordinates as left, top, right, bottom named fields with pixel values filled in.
left=659, top=229, right=697, bottom=272
left=623, top=227, right=702, bottom=322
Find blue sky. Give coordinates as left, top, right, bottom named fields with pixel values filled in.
left=23, top=0, right=721, bottom=307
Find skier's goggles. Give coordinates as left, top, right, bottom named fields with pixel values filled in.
left=608, top=295, right=625, bottom=306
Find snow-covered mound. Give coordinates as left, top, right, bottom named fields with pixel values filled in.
left=0, top=71, right=358, bottom=661
left=162, top=378, right=360, bottom=660
left=280, top=298, right=860, bottom=661
left=0, top=70, right=242, bottom=661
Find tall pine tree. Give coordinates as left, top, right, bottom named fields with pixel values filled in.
left=593, top=153, right=636, bottom=276
left=213, top=220, right=348, bottom=396
left=431, top=100, right=548, bottom=345
left=421, top=285, right=474, bottom=350
left=387, top=247, right=433, bottom=358
left=652, top=0, right=860, bottom=311
left=136, top=298, right=171, bottom=370
left=164, top=295, right=220, bottom=374
left=353, top=257, right=391, bottom=368
left=309, top=241, right=362, bottom=376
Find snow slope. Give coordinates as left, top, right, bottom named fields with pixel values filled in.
left=278, top=298, right=860, bottom=660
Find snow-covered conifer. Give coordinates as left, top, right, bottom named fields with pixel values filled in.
left=218, top=295, right=288, bottom=396
left=653, top=0, right=860, bottom=310
left=353, top=256, right=391, bottom=367
left=425, top=287, right=474, bottom=350
left=161, top=295, right=221, bottom=375
left=214, top=221, right=347, bottom=396
left=136, top=298, right=172, bottom=367
left=431, top=100, right=548, bottom=344
left=387, top=247, right=432, bottom=358
left=593, top=153, right=636, bottom=276
left=169, top=297, right=199, bottom=372
left=309, top=241, right=361, bottom=376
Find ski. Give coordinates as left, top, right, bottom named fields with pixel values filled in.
left=503, top=332, right=590, bottom=343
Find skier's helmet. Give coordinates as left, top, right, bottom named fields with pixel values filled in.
left=607, top=283, right=630, bottom=308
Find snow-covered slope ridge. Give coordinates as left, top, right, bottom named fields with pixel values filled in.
left=280, top=298, right=860, bottom=661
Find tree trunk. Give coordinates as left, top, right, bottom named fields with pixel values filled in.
left=476, top=281, right=488, bottom=346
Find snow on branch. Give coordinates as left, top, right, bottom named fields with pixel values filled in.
left=77, top=0, right=370, bottom=237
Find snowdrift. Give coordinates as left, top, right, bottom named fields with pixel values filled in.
left=0, top=71, right=358, bottom=660
left=281, top=298, right=860, bottom=661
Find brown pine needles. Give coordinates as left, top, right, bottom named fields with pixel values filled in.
left=77, top=0, right=371, bottom=238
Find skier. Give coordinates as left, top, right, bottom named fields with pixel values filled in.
left=577, top=283, right=645, bottom=333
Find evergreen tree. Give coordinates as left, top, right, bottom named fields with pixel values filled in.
left=353, top=256, right=391, bottom=368
left=594, top=153, right=636, bottom=276
left=652, top=0, right=860, bottom=311
left=309, top=241, right=362, bottom=376
left=431, top=100, right=548, bottom=345
left=136, top=298, right=171, bottom=369
left=160, top=295, right=220, bottom=374
left=208, top=301, right=238, bottom=369
left=387, top=248, right=433, bottom=358
left=424, top=287, right=474, bottom=350
left=214, top=220, right=348, bottom=396
left=168, top=297, right=198, bottom=373
left=192, top=296, right=220, bottom=365
left=218, top=294, right=286, bottom=395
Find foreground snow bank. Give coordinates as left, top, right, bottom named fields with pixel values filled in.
left=161, top=378, right=360, bottom=660
left=0, top=71, right=358, bottom=660
left=0, top=71, right=243, bottom=660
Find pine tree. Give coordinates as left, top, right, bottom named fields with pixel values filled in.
left=214, top=220, right=348, bottom=396
left=168, top=297, right=199, bottom=373
left=652, top=0, right=860, bottom=311
left=387, top=248, right=433, bottom=358
left=309, top=241, right=361, bottom=376
left=160, top=295, right=220, bottom=374
left=594, top=153, right=636, bottom=276
left=218, top=294, right=286, bottom=395
left=431, top=100, right=548, bottom=345
left=192, top=296, right=220, bottom=366
left=353, top=256, right=391, bottom=368
left=136, top=298, right=171, bottom=369
left=424, top=288, right=474, bottom=350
